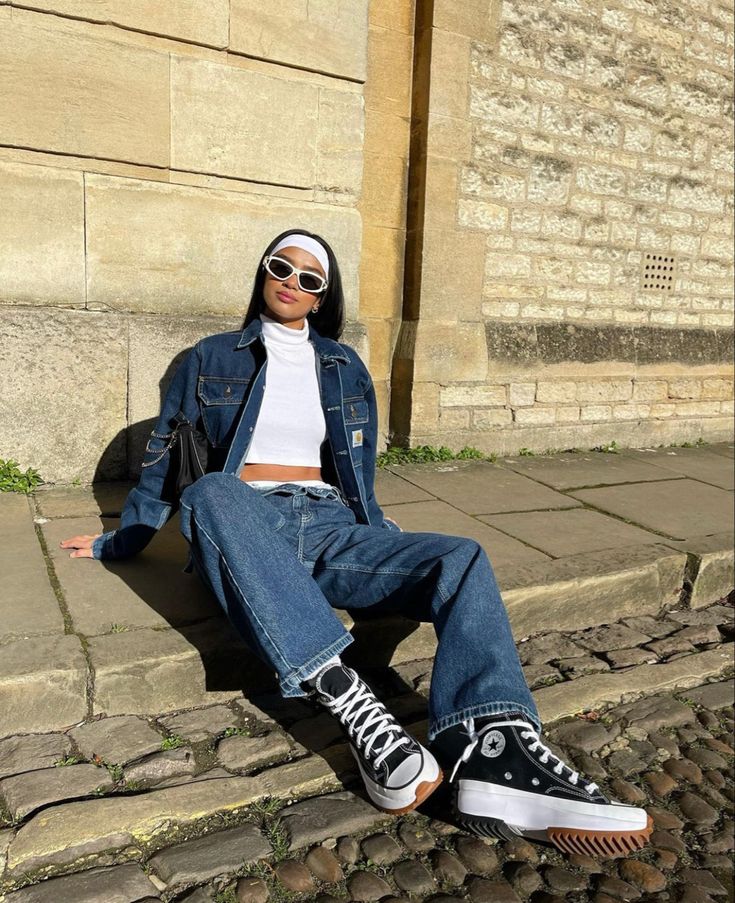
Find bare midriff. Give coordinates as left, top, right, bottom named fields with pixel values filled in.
left=239, top=463, right=324, bottom=482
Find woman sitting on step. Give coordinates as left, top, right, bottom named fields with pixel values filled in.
left=61, top=228, right=652, bottom=855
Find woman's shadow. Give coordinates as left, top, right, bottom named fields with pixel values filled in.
left=88, top=348, right=433, bottom=784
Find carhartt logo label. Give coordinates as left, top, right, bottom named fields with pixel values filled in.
left=352, top=429, right=363, bottom=447
left=480, top=730, right=505, bottom=758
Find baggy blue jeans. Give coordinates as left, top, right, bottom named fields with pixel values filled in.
left=178, top=472, right=540, bottom=740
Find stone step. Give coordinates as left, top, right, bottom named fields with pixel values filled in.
left=533, top=646, right=734, bottom=723
left=2, top=755, right=345, bottom=883
left=0, top=635, right=88, bottom=738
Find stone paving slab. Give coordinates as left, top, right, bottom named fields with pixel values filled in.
left=479, top=508, right=661, bottom=559
left=44, top=517, right=216, bottom=636
left=0, top=764, right=115, bottom=821
left=88, top=620, right=264, bottom=717
left=499, top=543, right=687, bottom=639
left=4, top=863, right=160, bottom=903
left=0, top=734, right=72, bottom=779
left=4, top=758, right=342, bottom=879
left=147, top=823, right=269, bottom=889
left=381, top=499, right=550, bottom=566
left=499, top=450, right=685, bottom=490
left=534, top=646, right=733, bottom=722
left=0, top=635, right=87, bottom=739
left=383, top=460, right=581, bottom=514
left=626, top=445, right=735, bottom=490
left=33, top=483, right=135, bottom=519
left=685, top=678, right=734, bottom=709
left=0, top=495, right=64, bottom=643
left=571, top=478, right=734, bottom=540
left=374, top=469, right=435, bottom=505
left=665, top=531, right=735, bottom=609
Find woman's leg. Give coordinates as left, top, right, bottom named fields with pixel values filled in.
left=178, top=474, right=441, bottom=813
left=178, top=472, right=352, bottom=697
left=300, top=500, right=538, bottom=739
left=301, top=498, right=651, bottom=853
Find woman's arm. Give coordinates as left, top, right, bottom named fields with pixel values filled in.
left=63, top=344, right=204, bottom=561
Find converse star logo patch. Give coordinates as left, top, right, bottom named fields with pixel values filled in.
left=352, top=429, right=363, bottom=447
left=480, top=730, right=506, bottom=758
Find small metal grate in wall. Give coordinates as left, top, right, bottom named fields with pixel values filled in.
left=641, top=253, right=677, bottom=291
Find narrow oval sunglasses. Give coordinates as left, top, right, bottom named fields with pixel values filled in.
left=263, top=255, right=328, bottom=294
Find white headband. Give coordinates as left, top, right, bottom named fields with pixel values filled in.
left=269, top=234, right=330, bottom=278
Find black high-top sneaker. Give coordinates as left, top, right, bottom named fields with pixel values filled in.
left=308, top=662, right=442, bottom=814
left=449, top=717, right=653, bottom=856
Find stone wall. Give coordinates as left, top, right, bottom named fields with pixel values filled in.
left=395, top=0, right=734, bottom=455
left=0, top=0, right=732, bottom=483
left=0, top=2, right=374, bottom=482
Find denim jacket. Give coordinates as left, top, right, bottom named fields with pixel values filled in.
left=92, top=316, right=400, bottom=561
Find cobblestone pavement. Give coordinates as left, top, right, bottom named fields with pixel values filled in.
left=0, top=598, right=732, bottom=903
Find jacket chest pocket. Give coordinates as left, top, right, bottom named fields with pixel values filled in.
left=343, top=397, right=369, bottom=425
left=197, top=376, right=249, bottom=446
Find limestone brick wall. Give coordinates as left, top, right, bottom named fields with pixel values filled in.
left=396, top=0, right=734, bottom=455
left=0, top=2, right=371, bottom=482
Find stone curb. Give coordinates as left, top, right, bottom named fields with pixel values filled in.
left=534, top=647, right=733, bottom=723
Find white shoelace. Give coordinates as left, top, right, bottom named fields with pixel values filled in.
left=450, top=718, right=599, bottom=794
left=322, top=678, right=411, bottom=770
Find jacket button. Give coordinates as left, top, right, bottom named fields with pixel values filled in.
left=224, top=386, right=232, bottom=396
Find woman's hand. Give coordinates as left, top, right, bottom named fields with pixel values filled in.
left=60, top=534, right=101, bottom=559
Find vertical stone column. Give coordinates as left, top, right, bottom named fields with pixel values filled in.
left=358, top=1, right=416, bottom=444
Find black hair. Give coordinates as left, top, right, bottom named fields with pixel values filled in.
left=242, top=229, right=345, bottom=341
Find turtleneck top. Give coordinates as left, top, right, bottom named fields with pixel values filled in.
left=243, top=312, right=333, bottom=490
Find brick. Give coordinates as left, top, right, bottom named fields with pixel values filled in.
left=485, top=252, right=532, bottom=278
left=577, top=380, right=632, bottom=403
left=633, top=381, right=668, bottom=402
left=441, top=385, right=507, bottom=407
left=674, top=401, right=723, bottom=417
left=514, top=407, right=557, bottom=425
left=171, top=57, right=319, bottom=185
left=509, top=383, right=536, bottom=407
left=612, top=403, right=652, bottom=420
left=536, top=381, right=577, bottom=403
left=702, top=377, right=733, bottom=400
left=27, top=0, right=229, bottom=45
left=581, top=405, right=612, bottom=421
left=230, top=0, right=368, bottom=81
left=668, top=378, right=703, bottom=400
left=474, top=409, right=514, bottom=428
left=458, top=199, right=508, bottom=230
left=0, top=11, right=169, bottom=165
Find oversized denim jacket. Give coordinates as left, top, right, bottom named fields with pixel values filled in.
left=92, top=315, right=400, bottom=561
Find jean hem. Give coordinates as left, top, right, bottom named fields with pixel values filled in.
left=428, top=700, right=541, bottom=741
left=279, top=633, right=354, bottom=698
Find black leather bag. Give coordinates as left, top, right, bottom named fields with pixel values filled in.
left=171, top=412, right=209, bottom=499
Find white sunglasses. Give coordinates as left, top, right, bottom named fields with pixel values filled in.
left=263, top=255, right=328, bottom=294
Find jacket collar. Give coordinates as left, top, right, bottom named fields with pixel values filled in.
left=236, top=315, right=350, bottom=363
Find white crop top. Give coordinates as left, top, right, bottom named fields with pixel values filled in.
left=243, top=312, right=331, bottom=488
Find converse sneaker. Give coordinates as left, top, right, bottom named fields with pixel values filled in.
left=308, top=662, right=442, bottom=814
left=449, top=718, right=653, bottom=856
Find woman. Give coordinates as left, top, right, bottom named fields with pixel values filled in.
left=62, top=229, right=651, bottom=853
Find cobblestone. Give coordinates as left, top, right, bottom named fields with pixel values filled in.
left=0, top=599, right=730, bottom=903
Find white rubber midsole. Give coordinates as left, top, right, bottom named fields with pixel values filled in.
left=354, top=747, right=440, bottom=811
left=457, top=780, right=649, bottom=833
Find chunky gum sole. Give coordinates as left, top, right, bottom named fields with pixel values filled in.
left=375, top=769, right=445, bottom=815
left=456, top=808, right=654, bottom=857
left=548, top=814, right=654, bottom=857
